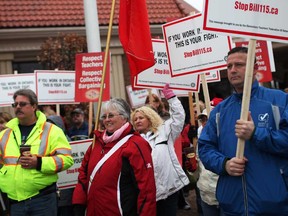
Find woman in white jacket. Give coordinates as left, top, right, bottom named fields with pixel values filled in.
left=131, top=84, right=189, bottom=216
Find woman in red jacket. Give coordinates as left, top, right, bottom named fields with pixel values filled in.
left=72, top=98, right=156, bottom=216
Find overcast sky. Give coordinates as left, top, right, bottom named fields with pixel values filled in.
left=184, top=0, right=203, bottom=12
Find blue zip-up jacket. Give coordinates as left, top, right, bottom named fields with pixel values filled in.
left=198, top=81, right=288, bottom=215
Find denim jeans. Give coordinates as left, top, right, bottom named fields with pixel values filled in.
left=201, top=200, right=220, bottom=216
left=10, top=192, right=57, bottom=216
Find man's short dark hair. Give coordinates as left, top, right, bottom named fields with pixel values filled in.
left=13, top=89, right=38, bottom=106
left=228, top=46, right=248, bottom=56
left=228, top=46, right=257, bottom=64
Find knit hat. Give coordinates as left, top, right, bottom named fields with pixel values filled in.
left=210, top=97, right=223, bottom=106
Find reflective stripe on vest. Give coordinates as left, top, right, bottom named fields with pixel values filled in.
left=0, top=123, right=53, bottom=165
left=271, top=105, right=280, bottom=130
left=38, top=122, right=69, bottom=171
left=0, top=129, right=13, bottom=164
left=38, top=122, right=52, bottom=155
left=1, top=122, right=70, bottom=170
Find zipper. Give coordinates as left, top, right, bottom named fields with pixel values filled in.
left=242, top=174, right=249, bottom=216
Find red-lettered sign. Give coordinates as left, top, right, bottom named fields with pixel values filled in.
left=57, top=139, right=92, bottom=189
left=75, top=52, right=110, bottom=102
left=235, top=41, right=274, bottom=82
left=162, top=13, right=232, bottom=77
left=0, top=74, right=36, bottom=106
left=203, top=0, right=288, bottom=43
left=35, top=70, right=75, bottom=104
left=134, top=39, right=200, bottom=91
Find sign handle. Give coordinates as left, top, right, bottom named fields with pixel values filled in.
left=236, top=39, right=257, bottom=158
left=200, top=74, right=211, bottom=117
left=194, top=92, right=201, bottom=115
left=188, top=92, right=198, bottom=149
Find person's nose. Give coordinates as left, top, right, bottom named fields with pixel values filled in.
left=231, top=64, right=238, bottom=71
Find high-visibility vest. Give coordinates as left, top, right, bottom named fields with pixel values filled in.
left=0, top=113, right=73, bottom=201
left=0, top=122, right=52, bottom=166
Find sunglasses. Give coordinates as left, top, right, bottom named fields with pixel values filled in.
left=11, top=102, right=31, bottom=108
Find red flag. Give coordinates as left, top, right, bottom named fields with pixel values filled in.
left=119, top=0, right=155, bottom=77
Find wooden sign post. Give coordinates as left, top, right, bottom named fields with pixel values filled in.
left=235, top=39, right=257, bottom=158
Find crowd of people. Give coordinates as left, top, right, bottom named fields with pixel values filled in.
left=0, top=46, right=288, bottom=216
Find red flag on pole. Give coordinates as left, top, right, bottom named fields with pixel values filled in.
left=118, top=0, right=155, bottom=77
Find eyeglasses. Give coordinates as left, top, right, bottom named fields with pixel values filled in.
left=100, top=113, right=122, bottom=120
left=11, top=102, right=31, bottom=108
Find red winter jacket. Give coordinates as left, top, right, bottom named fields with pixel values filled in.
left=72, top=124, right=156, bottom=216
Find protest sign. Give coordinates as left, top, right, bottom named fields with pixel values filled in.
left=126, top=85, right=160, bottom=108
left=162, top=13, right=232, bottom=77
left=0, top=74, right=36, bottom=106
left=57, top=139, right=92, bottom=189
left=35, top=70, right=75, bottom=104
left=135, top=39, right=200, bottom=91
left=200, top=71, right=220, bottom=83
left=203, top=0, right=288, bottom=43
left=202, top=1, right=287, bottom=158
left=75, top=52, right=110, bottom=102
left=235, top=40, right=275, bottom=82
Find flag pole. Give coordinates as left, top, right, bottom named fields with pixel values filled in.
left=92, top=0, right=117, bottom=148
left=83, top=0, right=102, bottom=138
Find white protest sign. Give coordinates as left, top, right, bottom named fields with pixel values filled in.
left=0, top=74, right=36, bottom=106
left=126, top=85, right=160, bottom=108
left=134, top=39, right=200, bottom=91
left=57, top=139, right=92, bottom=189
left=162, top=13, right=232, bottom=77
left=267, top=41, right=276, bottom=72
left=35, top=70, right=75, bottom=104
left=173, top=90, right=190, bottom=97
left=200, top=71, right=221, bottom=83
left=203, top=0, right=288, bottom=43
left=169, top=71, right=221, bottom=97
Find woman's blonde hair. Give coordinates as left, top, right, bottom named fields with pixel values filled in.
left=131, top=106, right=163, bottom=133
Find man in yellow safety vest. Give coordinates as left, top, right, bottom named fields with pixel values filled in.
left=0, top=89, right=73, bottom=216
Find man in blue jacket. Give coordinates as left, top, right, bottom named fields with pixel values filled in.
left=198, top=46, right=288, bottom=215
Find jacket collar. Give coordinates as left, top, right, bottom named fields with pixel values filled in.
left=6, top=110, right=46, bottom=130
left=141, top=130, right=158, bottom=141
left=233, top=80, right=259, bottom=100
